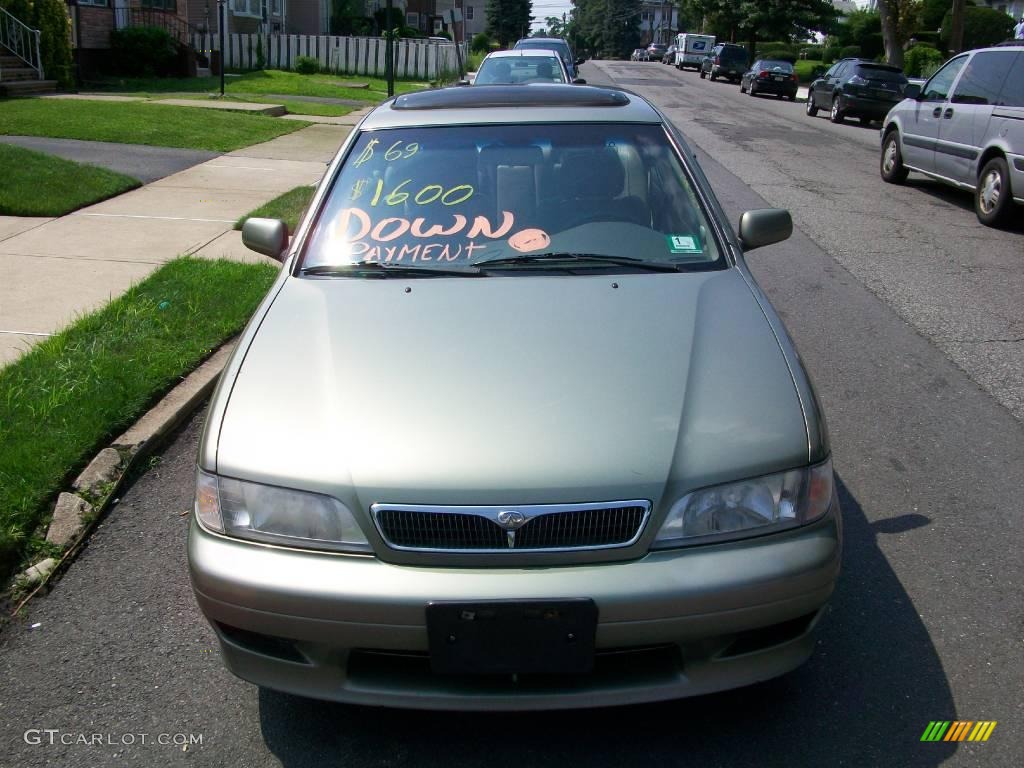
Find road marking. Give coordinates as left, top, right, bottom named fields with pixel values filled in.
left=72, top=213, right=236, bottom=223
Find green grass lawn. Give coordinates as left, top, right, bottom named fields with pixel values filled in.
left=235, top=185, right=316, bottom=232
left=0, top=144, right=140, bottom=216
left=92, top=69, right=428, bottom=104
left=0, top=257, right=278, bottom=579
left=0, top=99, right=308, bottom=151
left=795, top=60, right=827, bottom=84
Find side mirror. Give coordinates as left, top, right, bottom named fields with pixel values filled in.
left=242, top=217, right=289, bottom=261
left=572, top=77, right=587, bottom=85
left=738, top=208, right=792, bottom=251
left=456, top=79, right=471, bottom=86
left=575, top=56, right=585, bottom=66
left=903, top=83, right=921, bottom=100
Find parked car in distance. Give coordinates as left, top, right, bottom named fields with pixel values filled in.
left=646, top=43, right=668, bottom=62
left=631, top=48, right=650, bottom=62
left=700, top=43, right=749, bottom=82
left=663, top=44, right=678, bottom=64
left=675, top=32, right=715, bottom=70
left=741, top=59, right=799, bottom=100
left=514, top=36, right=582, bottom=79
left=806, top=59, right=908, bottom=125
left=880, top=44, right=1024, bottom=227
left=472, top=49, right=577, bottom=85
left=195, top=83, right=842, bottom=711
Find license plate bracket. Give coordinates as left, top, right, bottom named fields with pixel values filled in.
left=427, top=599, right=598, bottom=675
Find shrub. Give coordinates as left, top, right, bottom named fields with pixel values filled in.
left=839, top=45, right=862, bottom=59
left=294, top=55, right=319, bottom=75
left=823, top=43, right=841, bottom=63
left=903, top=44, right=945, bottom=77
left=1, top=0, right=74, bottom=87
left=471, top=32, right=491, bottom=54
left=757, top=46, right=797, bottom=63
left=109, top=26, right=177, bottom=77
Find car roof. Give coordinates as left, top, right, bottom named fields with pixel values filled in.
left=361, top=85, right=662, bottom=130
left=485, top=49, right=561, bottom=59
left=518, top=37, right=568, bottom=44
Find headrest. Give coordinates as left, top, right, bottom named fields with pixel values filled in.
left=558, top=148, right=625, bottom=199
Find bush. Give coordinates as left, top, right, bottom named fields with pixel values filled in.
left=109, top=26, right=177, bottom=77
left=940, top=6, right=1014, bottom=50
left=823, top=43, right=841, bottom=63
left=839, top=45, right=862, bottom=59
left=471, top=32, right=491, bottom=54
left=0, top=0, right=74, bottom=87
left=294, top=55, right=319, bottom=75
left=903, top=44, right=945, bottom=77
left=757, top=46, right=797, bottom=63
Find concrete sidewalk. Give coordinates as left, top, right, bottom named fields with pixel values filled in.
left=0, top=123, right=351, bottom=365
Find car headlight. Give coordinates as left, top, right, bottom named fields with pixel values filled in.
left=194, top=468, right=371, bottom=553
left=653, top=458, right=833, bottom=548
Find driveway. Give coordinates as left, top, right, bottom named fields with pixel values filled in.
left=0, top=136, right=219, bottom=184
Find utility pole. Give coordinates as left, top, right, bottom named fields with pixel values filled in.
left=386, top=0, right=394, bottom=97
left=218, top=0, right=225, bottom=97
left=950, top=0, right=966, bottom=54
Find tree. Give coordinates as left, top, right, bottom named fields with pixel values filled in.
left=940, top=4, right=1013, bottom=51
left=487, top=0, right=533, bottom=46
left=574, top=0, right=642, bottom=59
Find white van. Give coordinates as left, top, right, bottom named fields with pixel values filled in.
left=675, top=33, right=716, bottom=70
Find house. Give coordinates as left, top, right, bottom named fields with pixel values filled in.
left=639, top=0, right=678, bottom=46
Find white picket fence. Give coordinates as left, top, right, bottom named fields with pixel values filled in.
left=191, top=33, right=468, bottom=80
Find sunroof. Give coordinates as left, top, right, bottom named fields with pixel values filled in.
left=391, top=85, right=631, bottom=111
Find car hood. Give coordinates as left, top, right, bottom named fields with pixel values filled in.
left=215, top=270, right=808, bottom=512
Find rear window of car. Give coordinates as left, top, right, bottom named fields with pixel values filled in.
left=476, top=56, right=565, bottom=84
left=517, top=40, right=570, bottom=58
left=759, top=60, right=794, bottom=73
left=301, top=124, right=724, bottom=274
left=719, top=47, right=747, bottom=61
left=855, top=65, right=906, bottom=83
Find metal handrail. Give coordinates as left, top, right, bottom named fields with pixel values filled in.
left=118, top=8, right=205, bottom=49
left=0, top=6, right=44, bottom=80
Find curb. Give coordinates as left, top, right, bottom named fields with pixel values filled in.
left=10, top=342, right=235, bottom=613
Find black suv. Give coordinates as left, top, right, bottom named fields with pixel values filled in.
left=700, top=44, right=748, bottom=82
left=806, top=58, right=908, bottom=125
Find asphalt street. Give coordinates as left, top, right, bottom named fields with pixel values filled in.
left=0, top=135, right=220, bottom=184
left=1, top=63, right=1022, bottom=767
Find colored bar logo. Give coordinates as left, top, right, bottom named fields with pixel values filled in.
left=921, top=721, right=997, bottom=742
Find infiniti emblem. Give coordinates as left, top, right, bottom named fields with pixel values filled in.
left=496, top=510, right=527, bottom=529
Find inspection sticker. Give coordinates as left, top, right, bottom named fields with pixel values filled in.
left=667, top=234, right=702, bottom=254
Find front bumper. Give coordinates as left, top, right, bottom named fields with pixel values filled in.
left=189, top=502, right=841, bottom=710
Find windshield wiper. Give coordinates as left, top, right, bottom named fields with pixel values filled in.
left=472, top=252, right=685, bottom=272
left=302, top=261, right=482, bottom=277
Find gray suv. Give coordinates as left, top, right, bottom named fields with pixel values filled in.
left=880, top=44, right=1024, bottom=227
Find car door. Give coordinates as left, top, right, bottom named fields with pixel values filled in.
left=744, top=60, right=759, bottom=90
left=900, top=54, right=968, bottom=173
left=936, top=50, right=1016, bottom=185
left=816, top=62, right=845, bottom=105
left=990, top=52, right=1024, bottom=203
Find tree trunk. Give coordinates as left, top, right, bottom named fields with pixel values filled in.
left=876, top=0, right=904, bottom=69
left=950, top=0, right=966, bottom=54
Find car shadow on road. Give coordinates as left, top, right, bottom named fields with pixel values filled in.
left=257, top=476, right=956, bottom=767
left=907, top=178, right=1024, bottom=233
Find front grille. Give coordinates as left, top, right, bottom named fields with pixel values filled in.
left=372, top=501, right=650, bottom=553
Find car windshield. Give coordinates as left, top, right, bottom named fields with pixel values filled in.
left=760, top=61, right=794, bottom=73
left=301, top=124, right=723, bottom=274
left=856, top=65, right=906, bottom=83
left=476, top=56, right=565, bottom=84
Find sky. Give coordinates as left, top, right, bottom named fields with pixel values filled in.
left=527, top=0, right=878, bottom=32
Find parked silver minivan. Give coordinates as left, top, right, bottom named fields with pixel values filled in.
left=879, top=44, right=1023, bottom=227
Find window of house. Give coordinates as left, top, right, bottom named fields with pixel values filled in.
left=272, top=0, right=282, bottom=16
left=232, top=0, right=260, bottom=17
left=466, top=6, right=474, bottom=20
left=77, top=0, right=109, bottom=6
left=141, top=0, right=178, bottom=10
left=407, top=12, right=419, bottom=27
